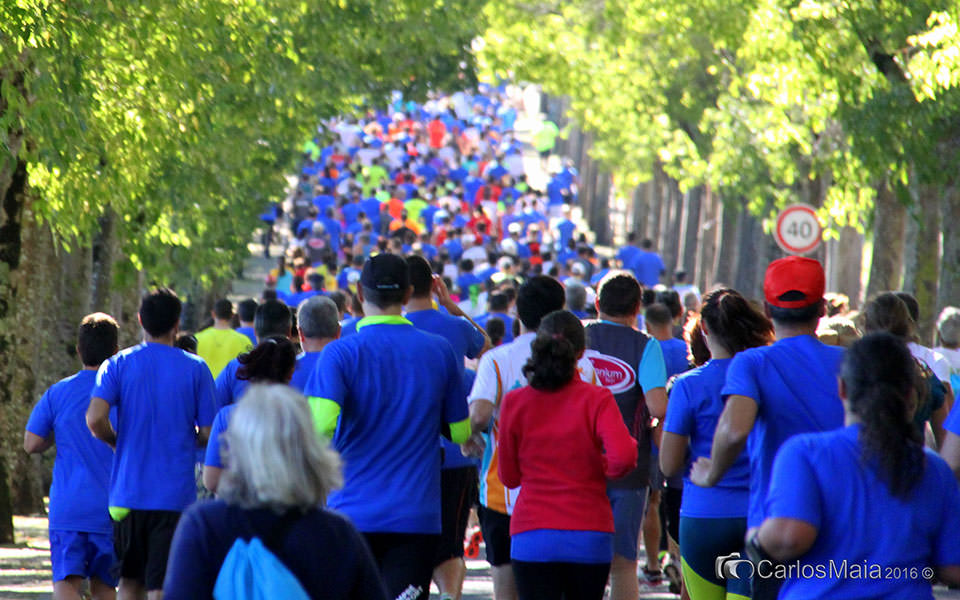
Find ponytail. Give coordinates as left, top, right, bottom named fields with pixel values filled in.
left=237, top=336, right=297, bottom=384
left=522, top=310, right=585, bottom=391
left=843, top=332, right=925, bottom=497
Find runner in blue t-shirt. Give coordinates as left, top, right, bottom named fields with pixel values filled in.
left=204, top=299, right=293, bottom=491
left=404, top=256, right=488, bottom=600
left=26, top=313, right=120, bottom=600
left=689, top=257, right=844, bottom=600
left=87, top=288, right=216, bottom=597
left=754, top=333, right=960, bottom=598
left=660, top=289, right=774, bottom=600
left=627, top=239, right=665, bottom=288
left=304, top=254, right=470, bottom=600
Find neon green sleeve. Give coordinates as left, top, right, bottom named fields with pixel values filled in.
left=448, top=417, right=471, bottom=445
left=308, top=397, right=341, bottom=439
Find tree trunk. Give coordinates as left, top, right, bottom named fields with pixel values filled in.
left=695, top=185, right=717, bottom=292
left=0, top=157, right=29, bottom=542
left=647, top=166, right=664, bottom=244
left=938, top=184, right=960, bottom=319
left=90, top=207, right=117, bottom=311
left=679, top=186, right=703, bottom=282
left=865, top=181, right=907, bottom=300
left=903, top=185, right=941, bottom=344
left=713, top=198, right=740, bottom=288
left=734, top=209, right=763, bottom=300
left=826, top=227, right=864, bottom=309
left=631, top=184, right=648, bottom=241
left=593, top=173, right=611, bottom=246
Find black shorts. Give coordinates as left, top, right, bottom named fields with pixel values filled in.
left=364, top=532, right=439, bottom=600
left=112, top=510, right=181, bottom=590
left=477, top=505, right=511, bottom=567
left=434, top=466, right=478, bottom=566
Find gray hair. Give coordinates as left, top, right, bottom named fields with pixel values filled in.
left=218, top=384, right=342, bottom=511
left=937, top=307, right=960, bottom=347
left=297, top=296, right=340, bottom=339
left=565, top=282, right=587, bottom=311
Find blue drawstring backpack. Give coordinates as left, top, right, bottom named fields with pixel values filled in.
left=213, top=511, right=310, bottom=600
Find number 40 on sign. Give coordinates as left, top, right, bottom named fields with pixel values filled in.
left=774, top=204, right=822, bottom=255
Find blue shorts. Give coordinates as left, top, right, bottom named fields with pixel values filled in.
left=607, top=487, right=647, bottom=560
left=50, top=530, right=117, bottom=586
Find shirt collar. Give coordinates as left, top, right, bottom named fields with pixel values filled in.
left=356, top=315, right=413, bottom=330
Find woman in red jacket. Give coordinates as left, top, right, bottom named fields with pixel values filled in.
left=498, top=310, right=638, bottom=600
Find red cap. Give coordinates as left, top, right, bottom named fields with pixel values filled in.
left=764, top=256, right=825, bottom=309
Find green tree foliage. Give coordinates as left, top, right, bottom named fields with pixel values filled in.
left=481, top=0, right=960, bottom=228
left=2, top=0, right=482, bottom=287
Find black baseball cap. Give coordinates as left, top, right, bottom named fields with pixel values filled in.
left=360, top=253, right=410, bottom=291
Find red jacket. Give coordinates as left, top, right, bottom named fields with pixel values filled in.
left=498, top=378, right=637, bottom=535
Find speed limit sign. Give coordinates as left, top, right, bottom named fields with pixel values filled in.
left=775, top=204, right=822, bottom=255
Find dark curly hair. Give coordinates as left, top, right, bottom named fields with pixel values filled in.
left=843, top=332, right=924, bottom=498
left=523, top=311, right=585, bottom=391
left=237, top=336, right=297, bottom=384
left=700, top=288, right=774, bottom=355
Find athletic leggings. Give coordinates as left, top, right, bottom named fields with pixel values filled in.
left=512, top=560, right=610, bottom=600
left=678, top=516, right=751, bottom=600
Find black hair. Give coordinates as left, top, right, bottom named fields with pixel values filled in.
left=361, top=286, right=407, bottom=309
left=699, top=288, right=774, bottom=355
left=459, top=258, right=474, bottom=272
left=843, top=332, right=924, bottom=497
left=139, top=287, right=182, bottom=337
left=655, top=289, right=683, bottom=320
left=213, top=299, right=233, bottom=320
left=326, top=290, right=348, bottom=316
left=261, top=289, right=278, bottom=302
left=597, top=272, right=641, bottom=317
left=254, top=299, right=292, bottom=340
left=237, top=336, right=297, bottom=384
left=643, top=303, right=673, bottom=327
left=523, top=310, right=585, bottom=391
left=641, top=288, right=658, bottom=308
left=894, top=291, right=921, bottom=323
left=489, top=292, right=510, bottom=312
left=406, top=255, right=434, bottom=298
left=174, top=332, right=198, bottom=355
left=516, top=276, right=565, bottom=331
left=766, top=301, right=823, bottom=325
left=78, top=312, right=119, bottom=367
left=486, top=316, right=506, bottom=346
left=641, top=238, right=653, bottom=249
left=863, top=293, right=912, bottom=339
left=237, top=298, right=258, bottom=323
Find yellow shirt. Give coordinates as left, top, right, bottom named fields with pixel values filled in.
left=195, top=327, right=253, bottom=379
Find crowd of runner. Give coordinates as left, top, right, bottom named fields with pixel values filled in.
left=22, top=82, right=960, bottom=600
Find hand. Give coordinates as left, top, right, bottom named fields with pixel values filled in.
left=460, top=432, right=486, bottom=458
left=689, top=456, right=716, bottom=487
left=432, top=274, right=455, bottom=309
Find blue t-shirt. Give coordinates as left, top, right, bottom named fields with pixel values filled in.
left=340, top=316, right=359, bottom=338
left=616, top=245, right=639, bottom=267
left=406, top=310, right=484, bottom=471
left=627, top=250, right=665, bottom=287
left=475, top=312, right=515, bottom=344
left=660, top=337, right=690, bottom=378
left=722, top=334, right=844, bottom=526
left=556, top=219, right=576, bottom=248
left=512, top=530, right=613, bottom=563
left=304, top=317, right=467, bottom=534
left=26, top=370, right=115, bottom=534
left=943, top=397, right=960, bottom=436
left=663, top=359, right=748, bottom=518
left=92, top=342, right=216, bottom=511
left=235, top=326, right=256, bottom=346
left=768, top=425, right=960, bottom=599
left=214, top=358, right=248, bottom=411
left=204, top=404, right=235, bottom=469
left=289, top=351, right=322, bottom=393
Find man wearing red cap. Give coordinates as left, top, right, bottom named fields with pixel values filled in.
left=689, top=256, right=844, bottom=600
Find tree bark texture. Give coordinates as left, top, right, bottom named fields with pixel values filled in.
left=713, top=198, right=740, bottom=288
left=938, top=185, right=960, bottom=318
left=903, top=185, right=940, bottom=344
left=866, top=182, right=907, bottom=301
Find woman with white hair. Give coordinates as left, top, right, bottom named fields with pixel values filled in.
left=164, top=385, right=388, bottom=599
left=935, top=307, right=960, bottom=392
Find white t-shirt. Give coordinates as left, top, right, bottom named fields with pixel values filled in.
left=908, top=342, right=952, bottom=383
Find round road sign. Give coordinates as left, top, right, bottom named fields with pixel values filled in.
left=775, top=204, right=822, bottom=255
